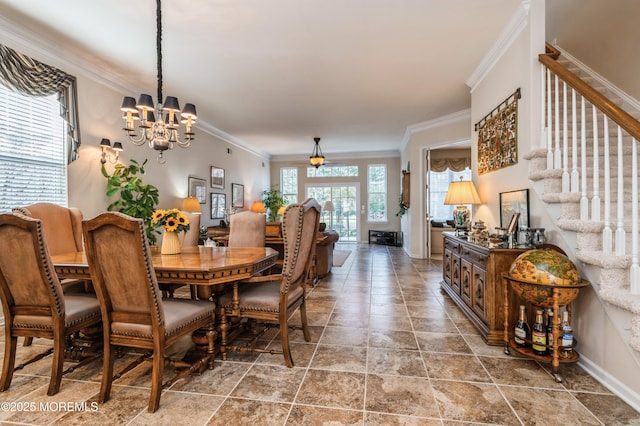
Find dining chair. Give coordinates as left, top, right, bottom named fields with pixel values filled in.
left=0, top=213, right=102, bottom=396
left=218, top=198, right=320, bottom=367
left=228, top=211, right=266, bottom=247
left=82, top=211, right=216, bottom=413
left=13, top=203, right=90, bottom=346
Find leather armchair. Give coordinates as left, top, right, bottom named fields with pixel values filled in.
left=315, top=229, right=339, bottom=278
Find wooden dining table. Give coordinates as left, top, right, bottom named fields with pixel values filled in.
left=52, top=245, right=278, bottom=300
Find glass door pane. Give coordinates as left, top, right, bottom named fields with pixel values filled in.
left=307, top=184, right=359, bottom=241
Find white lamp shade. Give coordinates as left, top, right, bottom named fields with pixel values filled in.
left=443, top=180, right=481, bottom=205
left=323, top=200, right=334, bottom=211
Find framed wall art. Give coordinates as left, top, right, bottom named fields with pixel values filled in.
left=476, top=88, right=520, bottom=175
left=188, top=176, right=206, bottom=204
left=231, top=183, right=244, bottom=208
left=210, top=166, right=225, bottom=189
left=500, top=188, right=529, bottom=229
left=211, top=193, right=226, bottom=219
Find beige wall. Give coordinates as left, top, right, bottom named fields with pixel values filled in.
left=270, top=156, right=401, bottom=243
left=546, top=0, right=640, bottom=101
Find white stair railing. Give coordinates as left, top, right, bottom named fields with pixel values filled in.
left=539, top=44, right=640, bottom=293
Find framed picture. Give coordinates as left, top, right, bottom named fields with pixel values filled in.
left=500, top=188, right=529, bottom=229
left=210, top=166, right=225, bottom=189
left=210, top=193, right=226, bottom=219
left=188, top=176, right=206, bottom=204
left=231, top=183, right=244, bottom=208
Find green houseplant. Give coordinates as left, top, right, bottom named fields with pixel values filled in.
left=102, top=158, right=160, bottom=244
left=262, top=186, right=287, bottom=222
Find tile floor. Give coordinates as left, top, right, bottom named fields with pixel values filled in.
left=1, top=242, right=639, bottom=425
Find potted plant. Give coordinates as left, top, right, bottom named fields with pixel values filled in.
left=102, top=158, right=160, bottom=245
left=262, top=186, right=287, bottom=237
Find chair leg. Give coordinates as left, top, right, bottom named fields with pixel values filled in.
left=99, top=343, right=115, bottom=404
left=0, top=336, right=18, bottom=391
left=148, top=345, right=164, bottom=412
left=47, top=331, right=65, bottom=396
left=300, top=300, right=311, bottom=342
left=280, top=316, right=294, bottom=368
left=23, top=337, right=33, bottom=347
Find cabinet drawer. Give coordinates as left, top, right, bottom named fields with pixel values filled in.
left=462, top=246, right=488, bottom=267
left=444, top=238, right=461, bottom=254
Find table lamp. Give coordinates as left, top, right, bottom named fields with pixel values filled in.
left=443, top=177, right=481, bottom=235
left=181, top=196, right=203, bottom=237
left=250, top=201, right=266, bottom=213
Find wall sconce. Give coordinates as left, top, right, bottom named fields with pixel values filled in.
left=99, top=138, right=123, bottom=164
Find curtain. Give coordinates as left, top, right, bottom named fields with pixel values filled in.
left=430, top=157, right=470, bottom=172
left=0, top=44, right=81, bottom=163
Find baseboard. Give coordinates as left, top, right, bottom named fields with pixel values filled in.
left=579, top=354, right=640, bottom=412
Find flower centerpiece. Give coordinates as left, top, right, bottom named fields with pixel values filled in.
left=152, top=208, right=191, bottom=254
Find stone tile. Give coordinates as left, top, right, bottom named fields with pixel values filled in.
left=327, top=311, right=370, bottom=328
left=367, top=348, right=427, bottom=377
left=369, top=329, right=418, bottom=350
left=500, top=386, right=601, bottom=425
left=295, top=370, right=366, bottom=410
left=369, top=314, right=413, bottom=331
left=255, top=341, right=316, bottom=368
left=463, top=334, right=517, bottom=358
left=415, top=331, right=472, bottom=354
left=422, top=352, right=490, bottom=382
left=170, top=361, right=251, bottom=395
left=364, top=412, right=441, bottom=425
left=230, top=364, right=306, bottom=402
left=287, top=404, right=363, bottom=425
left=365, top=374, right=438, bottom=417
left=430, top=380, right=519, bottom=425
left=540, top=362, right=613, bottom=393
left=572, top=391, right=640, bottom=425
left=319, top=326, right=368, bottom=347
left=208, top=398, right=290, bottom=425
left=370, top=293, right=405, bottom=305
left=370, top=302, right=408, bottom=317
left=479, top=356, right=564, bottom=389
left=310, top=344, right=367, bottom=372
left=127, top=392, right=224, bottom=425
left=411, top=316, right=459, bottom=333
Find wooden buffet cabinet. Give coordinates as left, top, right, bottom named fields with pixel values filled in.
left=441, top=232, right=526, bottom=345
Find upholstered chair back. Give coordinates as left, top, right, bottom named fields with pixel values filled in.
left=13, top=203, right=83, bottom=255
left=181, top=211, right=201, bottom=247
left=0, top=213, right=65, bottom=319
left=229, top=211, right=266, bottom=247
left=280, top=198, right=321, bottom=294
left=82, top=212, right=164, bottom=331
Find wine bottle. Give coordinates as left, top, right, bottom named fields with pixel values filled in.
left=514, top=305, right=529, bottom=347
left=546, top=309, right=554, bottom=356
left=531, top=309, right=547, bottom=356
left=561, top=310, right=574, bottom=358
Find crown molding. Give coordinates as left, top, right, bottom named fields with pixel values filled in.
left=400, top=109, right=471, bottom=150
left=466, top=0, right=530, bottom=92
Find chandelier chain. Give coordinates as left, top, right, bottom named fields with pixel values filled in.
left=156, top=0, right=163, bottom=105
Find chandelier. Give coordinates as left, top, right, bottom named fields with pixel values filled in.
left=120, top=0, right=197, bottom=163
left=309, top=137, right=325, bottom=168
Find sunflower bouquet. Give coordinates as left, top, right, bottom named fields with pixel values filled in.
left=151, top=208, right=191, bottom=233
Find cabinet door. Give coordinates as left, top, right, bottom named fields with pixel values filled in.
left=451, top=253, right=461, bottom=295
left=460, top=258, right=473, bottom=306
left=443, top=248, right=453, bottom=286
left=471, top=265, right=488, bottom=321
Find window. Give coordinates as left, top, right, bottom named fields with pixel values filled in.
left=367, top=164, right=387, bottom=222
left=307, top=165, right=358, bottom=177
left=429, top=168, right=472, bottom=220
left=0, top=84, right=67, bottom=212
left=280, top=167, right=298, bottom=204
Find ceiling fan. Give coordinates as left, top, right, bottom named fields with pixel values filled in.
left=308, top=137, right=345, bottom=168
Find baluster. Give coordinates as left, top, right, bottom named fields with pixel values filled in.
left=562, top=81, right=569, bottom=192
left=591, top=106, right=600, bottom=221
left=540, top=64, right=547, bottom=149
left=554, top=74, right=561, bottom=169
left=602, top=115, right=612, bottom=254
left=571, top=88, right=579, bottom=192
left=580, top=96, right=589, bottom=220
left=631, top=138, right=639, bottom=293
left=547, top=68, right=553, bottom=169
left=615, top=126, right=625, bottom=256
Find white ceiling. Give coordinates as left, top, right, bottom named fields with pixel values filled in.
left=0, top=0, right=522, bottom=160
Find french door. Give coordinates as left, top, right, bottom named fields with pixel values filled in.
left=306, top=184, right=359, bottom=241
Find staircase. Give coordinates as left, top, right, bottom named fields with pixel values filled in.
left=527, top=44, right=640, bottom=356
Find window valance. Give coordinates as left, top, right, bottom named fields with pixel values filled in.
left=429, top=157, right=470, bottom=173
left=0, top=44, right=81, bottom=163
